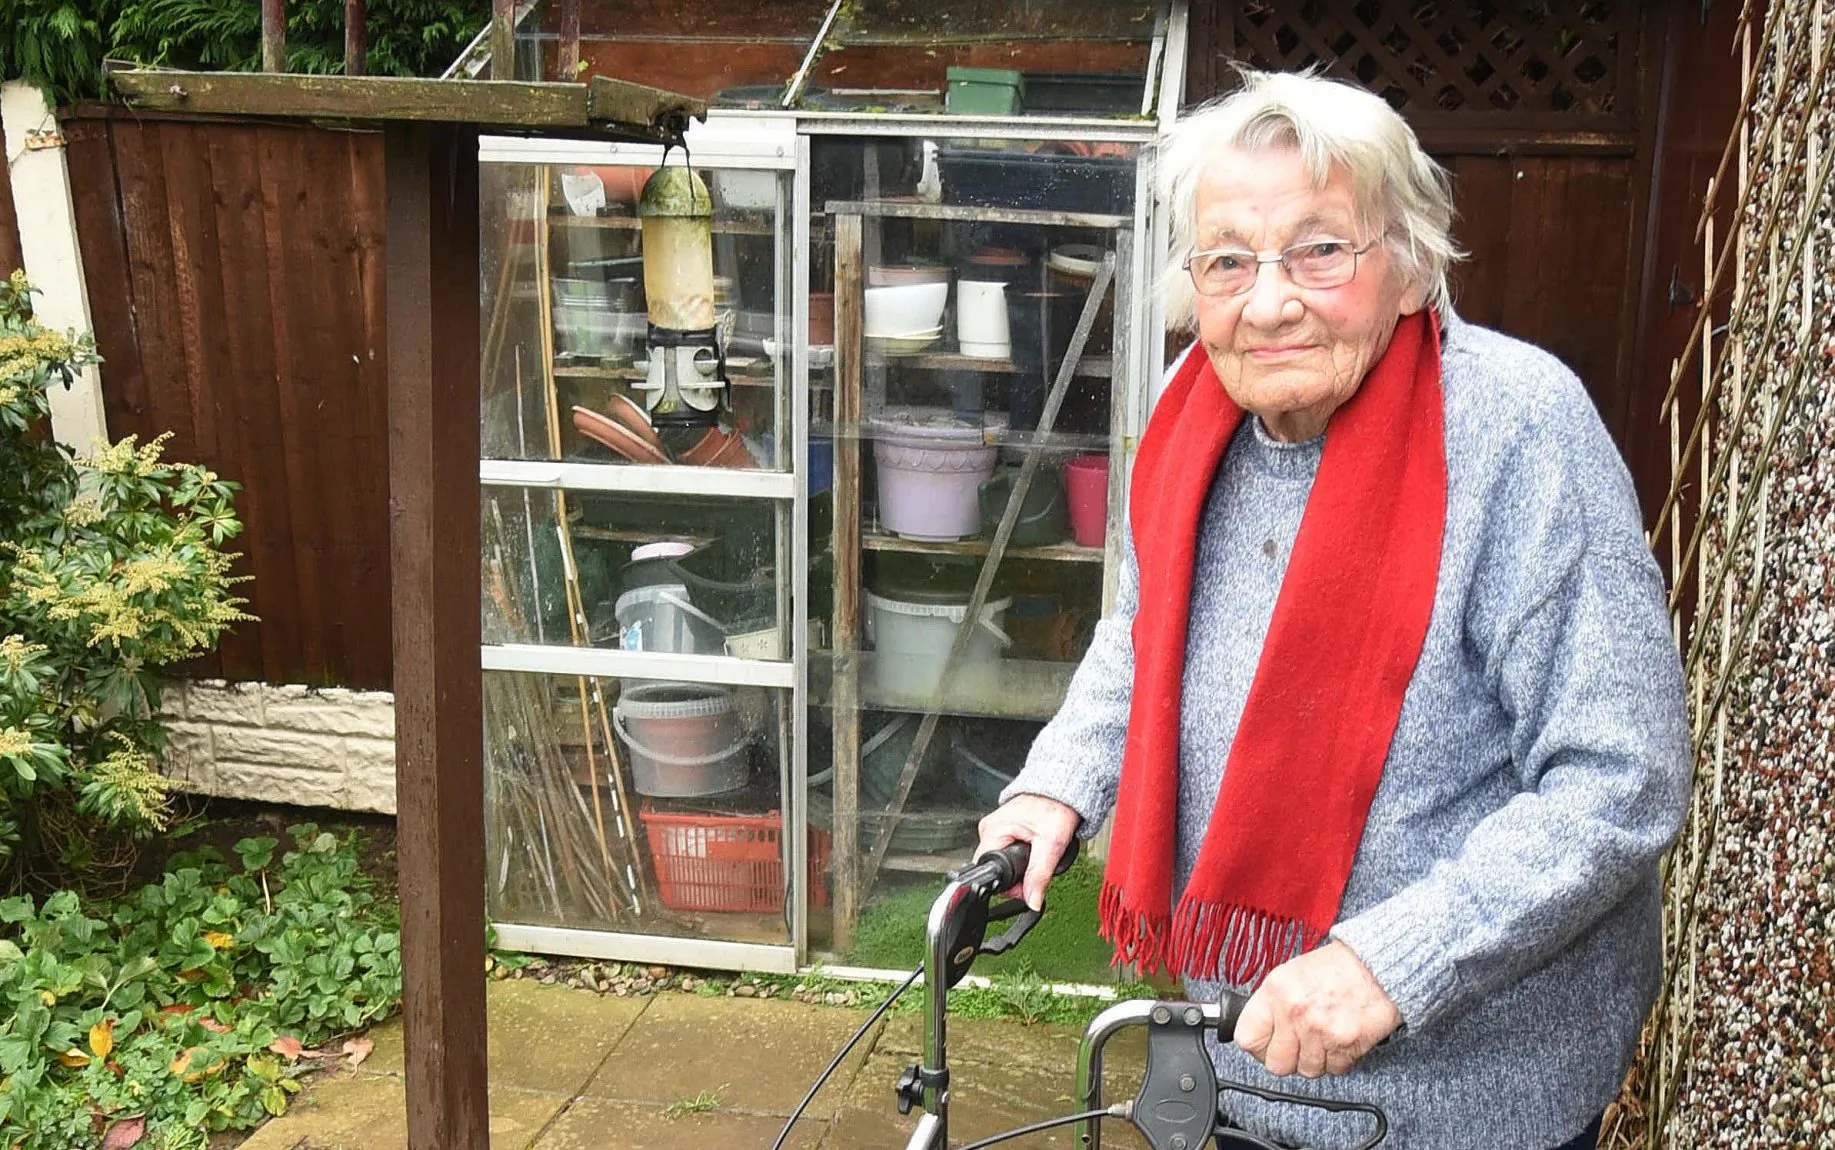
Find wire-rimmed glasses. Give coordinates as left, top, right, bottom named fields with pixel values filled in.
left=1182, top=239, right=1378, bottom=297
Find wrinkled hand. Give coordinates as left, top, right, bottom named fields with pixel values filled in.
left=1233, top=941, right=1401, bottom=1077
left=974, top=794, right=1081, bottom=911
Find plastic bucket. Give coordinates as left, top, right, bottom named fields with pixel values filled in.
left=865, top=590, right=1011, bottom=699
left=873, top=427, right=997, bottom=542
left=1063, top=454, right=1110, bottom=547
left=612, top=584, right=726, bottom=654
left=613, top=683, right=750, bottom=798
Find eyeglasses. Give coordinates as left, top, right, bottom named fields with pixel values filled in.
left=1182, top=239, right=1377, bottom=297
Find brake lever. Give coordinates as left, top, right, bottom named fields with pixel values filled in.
left=976, top=898, right=1041, bottom=958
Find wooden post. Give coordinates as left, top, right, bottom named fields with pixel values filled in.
left=0, top=81, right=107, bottom=453
left=830, top=212, right=863, bottom=946
left=558, top=0, right=582, bottom=81
left=385, top=121, right=489, bottom=1150
left=345, top=0, right=367, bottom=76
left=262, top=0, right=286, bottom=73
left=491, top=0, right=516, bottom=81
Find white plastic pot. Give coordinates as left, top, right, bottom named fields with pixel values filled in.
left=865, top=590, right=1011, bottom=700
left=613, top=682, right=750, bottom=798
left=613, top=584, right=726, bottom=654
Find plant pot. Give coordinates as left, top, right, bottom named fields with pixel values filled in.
left=613, top=683, right=750, bottom=798
left=977, top=465, right=1070, bottom=547
left=871, top=411, right=997, bottom=541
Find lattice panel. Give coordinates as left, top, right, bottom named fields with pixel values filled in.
left=1226, top=1, right=1635, bottom=122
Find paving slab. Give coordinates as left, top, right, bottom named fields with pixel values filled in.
left=363, top=979, right=651, bottom=1093
left=581, top=993, right=882, bottom=1117
left=532, top=1099, right=824, bottom=1150
left=824, top=1052, right=1154, bottom=1150
left=233, top=1069, right=564, bottom=1150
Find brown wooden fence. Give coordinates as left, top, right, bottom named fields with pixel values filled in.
left=61, top=107, right=394, bottom=689
left=0, top=151, right=21, bottom=276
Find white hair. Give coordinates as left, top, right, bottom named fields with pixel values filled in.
left=1158, top=68, right=1462, bottom=332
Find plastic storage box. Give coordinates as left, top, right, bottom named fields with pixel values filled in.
left=946, top=66, right=1024, bottom=115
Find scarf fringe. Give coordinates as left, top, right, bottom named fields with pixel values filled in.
left=1101, top=881, right=1323, bottom=989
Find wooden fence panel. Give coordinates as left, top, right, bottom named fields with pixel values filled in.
left=0, top=149, right=21, bottom=276
left=63, top=109, right=393, bottom=689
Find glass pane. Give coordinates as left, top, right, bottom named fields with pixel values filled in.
left=519, top=1, right=830, bottom=99
left=797, top=1, right=1165, bottom=116
left=482, top=485, right=796, bottom=659
left=481, top=161, right=792, bottom=470
left=808, top=138, right=1134, bottom=983
left=486, top=671, right=811, bottom=944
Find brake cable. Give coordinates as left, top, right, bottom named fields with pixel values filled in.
left=770, top=964, right=923, bottom=1150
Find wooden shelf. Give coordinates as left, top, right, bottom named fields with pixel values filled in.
left=814, top=421, right=1109, bottom=453
left=812, top=653, right=1073, bottom=722
left=865, top=351, right=1111, bottom=378
left=861, top=531, right=1103, bottom=564
left=546, top=213, right=775, bottom=236
left=881, top=851, right=969, bottom=875
left=552, top=361, right=779, bottom=390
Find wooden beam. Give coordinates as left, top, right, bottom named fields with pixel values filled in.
left=385, top=120, right=488, bottom=1150
left=558, top=0, right=582, bottom=80
left=107, top=71, right=704, bottom=139
left=491, top=0, right=516, bottom=81
left=262, top=0, right=286, bottom=73
left=345, top=0, right=367, bottom=77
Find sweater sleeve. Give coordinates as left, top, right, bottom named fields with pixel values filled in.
left=998, top=519, right=1139, bottom=838
left=1329, top=540, right=1693, bottom=1033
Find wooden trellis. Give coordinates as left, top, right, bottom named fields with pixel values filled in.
left=1606, top=0, right=1834, bottom=1145
left=1217, top=0, right=1639, bottom=129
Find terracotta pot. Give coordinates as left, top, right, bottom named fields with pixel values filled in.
left=572, top=406, right=669, bottom=464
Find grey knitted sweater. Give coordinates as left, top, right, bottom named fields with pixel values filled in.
left=1004, top=312, right=1692, bottom=1150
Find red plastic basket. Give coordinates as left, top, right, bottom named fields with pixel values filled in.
left=639, top=805, right=833, bottom=914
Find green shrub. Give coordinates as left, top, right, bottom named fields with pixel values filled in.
left=0, top=824, right=403, bottom=1149
left=0, top=271, right=249, bottom=889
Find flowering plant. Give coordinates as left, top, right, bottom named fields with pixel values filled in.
left=0, top=272, right=249, bottom=887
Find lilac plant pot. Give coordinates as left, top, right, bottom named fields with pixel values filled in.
left=872, top=415, right=998, bottom=541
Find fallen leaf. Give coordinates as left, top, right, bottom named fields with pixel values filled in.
left=100, top=1115, right=145, bottom=1149
left=89, top=1020, right=114, bottom=1059
left=342, top=1037, right=374, bottom=1067
left=269, top=1035, right=304, bottom=1059
left=159, top=1003, right=197, bottom=1016
left=56, top=1048, right=90, bottom=1068
left=175, top=968, right=207, bottom=983
left=197, top=1017, right=231, bottom=1035
left=203, top=931, right=235, bottom=949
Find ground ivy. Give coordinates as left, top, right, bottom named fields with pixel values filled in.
left=0, top=824, right=401, bottom=1149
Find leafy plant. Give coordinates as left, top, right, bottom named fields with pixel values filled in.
left=662, top=1086, right=726, bottom=1120
left=0, top=271, right=250, bottom=890
left=0, top=0, right=491, bottom=104
left=0, top=824, right=402, bottom=1149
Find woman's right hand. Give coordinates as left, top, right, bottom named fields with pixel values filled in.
left=975, top=794, right=1081, bottom=912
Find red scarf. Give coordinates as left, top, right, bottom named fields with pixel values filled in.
left=1100, top=310, right=1446, bottom=987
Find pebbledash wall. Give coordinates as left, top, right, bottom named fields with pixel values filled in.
left=159, top=682, right=399, bottom=815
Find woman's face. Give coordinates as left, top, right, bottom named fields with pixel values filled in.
left=1192, top=146, right=1426, bottom=442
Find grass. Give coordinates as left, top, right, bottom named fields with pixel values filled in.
left=663, top=1086, right=726, bottom=1119
left=846, top=854, right=1118, bottom=985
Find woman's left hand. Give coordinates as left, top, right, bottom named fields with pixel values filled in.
left=1233, top=941, right=1402, bottom=1077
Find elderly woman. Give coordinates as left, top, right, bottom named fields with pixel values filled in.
left=977, top=70, right=1691, bottom=1150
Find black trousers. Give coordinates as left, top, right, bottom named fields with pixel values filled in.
left=1215, top=1112, right=1604, bottom=1150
